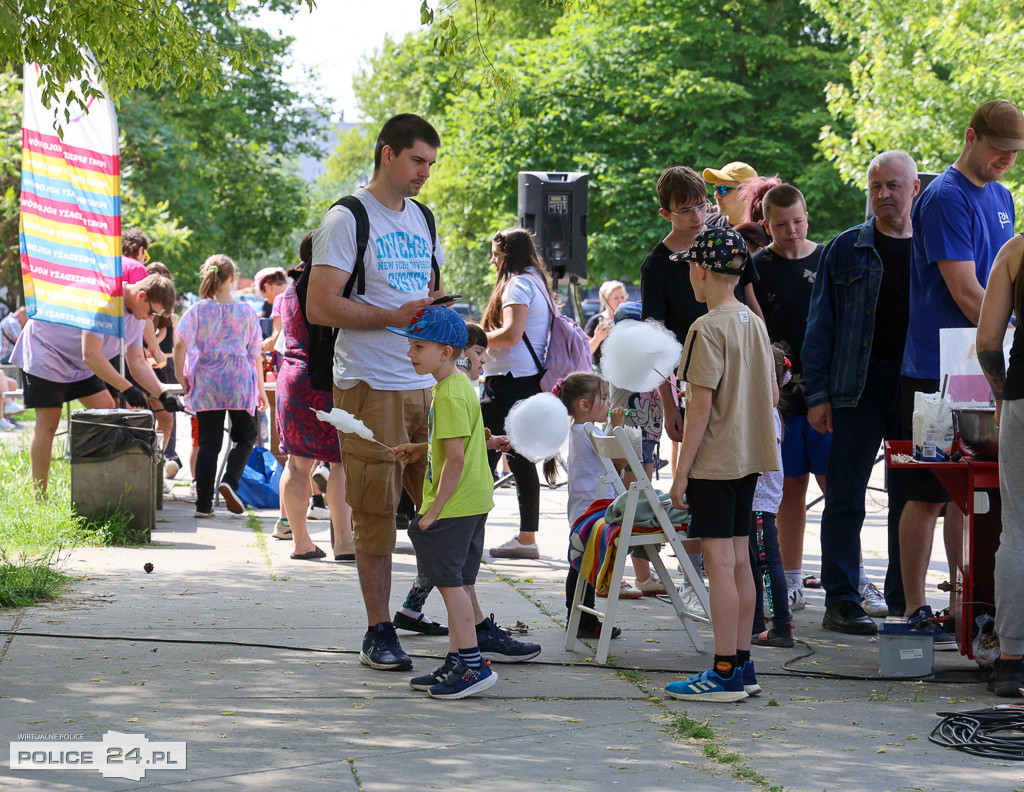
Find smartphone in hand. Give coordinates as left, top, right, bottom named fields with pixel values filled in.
left=431, top=294, right=461, bottom=305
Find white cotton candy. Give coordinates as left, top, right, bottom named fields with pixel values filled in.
left=313, top=408, right=376, bottom=442
left=600, top=319, right=683, bottom=393
left=505, top=393, right=570, bottom=463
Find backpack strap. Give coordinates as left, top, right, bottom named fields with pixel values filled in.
left=410, top=198, right=441, bottom=292
left=519, top=273, right=556, bottom=376
left=329, top=195, right=370, bottom=298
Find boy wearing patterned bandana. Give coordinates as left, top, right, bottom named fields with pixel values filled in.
left=665, top=228, right=779, bottom=702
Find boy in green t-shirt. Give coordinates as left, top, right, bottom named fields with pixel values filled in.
left=389, top=306, right=507, bottom=699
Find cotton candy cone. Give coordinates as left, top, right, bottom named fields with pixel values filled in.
left=505, top=393, right=570, bottom=462
left=601, top=319, right=682, bottom=392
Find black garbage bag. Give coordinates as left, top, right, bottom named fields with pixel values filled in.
left=69, top=409, right=158, bottom=463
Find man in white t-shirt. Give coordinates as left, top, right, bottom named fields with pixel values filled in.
left=308, top=114, right=448, bottom=672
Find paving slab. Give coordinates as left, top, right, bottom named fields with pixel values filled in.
left=1, top=445, right=1017, bottom=791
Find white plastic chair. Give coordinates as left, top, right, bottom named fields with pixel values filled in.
left=564, top=423, right=710, bottom=663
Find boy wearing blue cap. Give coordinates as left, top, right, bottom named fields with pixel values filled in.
left=665, top=228, right=779, bottom=702
left=389, top=305, right=501, bottom=699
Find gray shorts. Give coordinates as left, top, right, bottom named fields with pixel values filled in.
left=408, top=513, right=487, bottom=588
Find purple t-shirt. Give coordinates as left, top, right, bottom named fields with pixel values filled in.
left=11, top=315, right=143, bottom=383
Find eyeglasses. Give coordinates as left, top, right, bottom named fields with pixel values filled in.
left=713, top=185, right=740, bottom=196
left=667, top=202, right=712, bottom=218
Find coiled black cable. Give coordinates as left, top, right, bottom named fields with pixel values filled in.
left=929, top=706, right=1024, bottom=760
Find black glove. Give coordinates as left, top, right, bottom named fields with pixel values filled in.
left=121, top=385, right=149, bottom=409
left=158, top=390, right=184, bottom=413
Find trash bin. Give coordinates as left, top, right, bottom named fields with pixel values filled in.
left=70, top=409, right=158, bottom=541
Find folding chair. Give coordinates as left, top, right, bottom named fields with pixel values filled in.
left=564, top=423, right=710, bottom=664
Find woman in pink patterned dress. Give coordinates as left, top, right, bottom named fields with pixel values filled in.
left=174, top=254, right=268, bottom=518
left=273, top=234, right=354, bottom=561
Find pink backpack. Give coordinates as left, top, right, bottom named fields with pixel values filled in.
left=521, top=274, right=593, bottom=393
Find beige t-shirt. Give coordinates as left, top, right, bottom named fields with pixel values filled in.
left=680, top=304, right=779, bottom=480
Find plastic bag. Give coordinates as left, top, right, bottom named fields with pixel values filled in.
left=235, top=446, right=283, bottom=509
left=69, top=409, right=157, bottom=463
left=912, top=391, right=954, bottom=461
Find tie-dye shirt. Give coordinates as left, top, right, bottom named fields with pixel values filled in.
left=177, top=299, right=262, bottom=413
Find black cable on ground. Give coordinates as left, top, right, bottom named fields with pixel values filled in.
left=929, top=706, right=1024, bottom=760
left=0, top=628, right=987, bottom=684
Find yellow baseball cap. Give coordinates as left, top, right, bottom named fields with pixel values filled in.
left=702, top=161, right=758, bottom=184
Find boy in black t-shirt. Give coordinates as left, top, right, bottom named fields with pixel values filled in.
left=751, top=184, right=827, bottom=612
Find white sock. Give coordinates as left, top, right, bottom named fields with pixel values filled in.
left=785, top=569, right=803, bottom=589
left=858, top=563, right=868, bottom=587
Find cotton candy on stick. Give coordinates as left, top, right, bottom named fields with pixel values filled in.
left=505, top=393, right=569, bottom=463
left=601, top=319, right=683, bottom=393
left=312, top=408, right=393, bottom=451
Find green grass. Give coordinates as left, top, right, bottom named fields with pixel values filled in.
left=0, top=555, right=72, bottom=607
left=0, top=442, right=141, bottom=607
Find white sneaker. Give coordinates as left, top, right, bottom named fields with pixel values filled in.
left=164, top=459, right=180, bottom=479
left=0, top=417, right=15, bottom=431
left=598, top=579, right=643, bottom=599
left=5, top=400, right=25, bottom=415
left=859, top=579, right=889, bottom=617
left=312, top=463, right=330, bottom=492
left=677, top=583, right=707, bottom=619
left=307, top=504, right=331, bottom=520
left=634, top=572, right=667, bottom=595
left=488, top=536, right=540, bottom=559
left=272, top=519, right=292, bottom=540
left=788, top=584, right=806, bottom=612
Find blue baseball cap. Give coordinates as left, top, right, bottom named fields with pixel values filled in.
left=613, top=300, right=642, bottom=323
left=386, top=305, right=468, bottom=347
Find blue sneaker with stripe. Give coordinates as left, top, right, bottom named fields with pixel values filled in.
left=665, top=667, right=747, bottom=702
left=428, top=660, right=498, bottom=699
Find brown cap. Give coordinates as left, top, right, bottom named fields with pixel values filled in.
left=969, top=100, right=1024, bottom=151
left=702, top=161, right=758, bottom=184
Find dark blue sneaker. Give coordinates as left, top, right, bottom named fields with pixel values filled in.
left=410, top=653, right=457, bottom=691
left=665, top=668, right=747, bottom=702
left=741, top=660, right=761, bottom=696
left=359, top=622, right=413, bottom=671
left=428, top=660, right=498, bottom=699
left=477, top=614, right=541, bottom=663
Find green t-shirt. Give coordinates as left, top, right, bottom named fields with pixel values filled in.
left=421, top=372, right=494, bottom=518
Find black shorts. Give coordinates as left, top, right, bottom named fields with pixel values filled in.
left=408, top=513, right=487, bottom=588
left=686, top=473, right=759, bottom=539
left=22, top=370, right=108, bottom=409
left=899, top=376, right=952, bottom=503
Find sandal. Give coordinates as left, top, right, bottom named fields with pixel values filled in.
left=751, top=623, right=795, bottom=648
left=802, top=574, right=821, bottom=589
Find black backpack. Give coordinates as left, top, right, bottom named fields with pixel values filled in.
left=295, top=195, right=439, bottom=392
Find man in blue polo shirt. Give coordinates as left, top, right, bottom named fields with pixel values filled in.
left=900, top=99, right=1023, bottom=647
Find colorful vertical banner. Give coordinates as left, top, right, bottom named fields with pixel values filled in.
left=20, top=58, right=122, bottom=337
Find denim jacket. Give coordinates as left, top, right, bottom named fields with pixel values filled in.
left=802, top=220, right=887, bottom=410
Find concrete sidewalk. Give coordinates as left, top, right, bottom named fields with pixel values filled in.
left=0, top=465, right=1013, bottom=791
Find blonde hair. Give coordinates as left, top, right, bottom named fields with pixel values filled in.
left=198, top=254, right=236, bottom=300
left=598, top=280, right=626, bottom=312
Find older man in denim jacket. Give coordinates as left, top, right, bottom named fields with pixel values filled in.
left=803, top=151, right=919, bottom=636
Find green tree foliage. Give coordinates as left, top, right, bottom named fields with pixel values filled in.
left=355, top=0, right=862, bottom=302
left=2, top=0, right=312, bottom=113
left=118, top=1, right=328, bottom=292
left=0, top=69, right=21, bottom=310
left=315, top=125, right=373, bottom=210
left=807, top=0, right=1024, bottom=207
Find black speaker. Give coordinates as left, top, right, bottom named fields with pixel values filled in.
left=518, top=171, right=588, bottom=283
